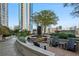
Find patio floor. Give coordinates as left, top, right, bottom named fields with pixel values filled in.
left=47, top=46, right=79, bottom=56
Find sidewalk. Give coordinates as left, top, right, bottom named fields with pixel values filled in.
left=0, top=36, right=22, bottom=56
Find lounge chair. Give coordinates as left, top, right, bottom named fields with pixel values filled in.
left=33, top=42, right=40, bottom=47
left=51, top=37, right=59, bottom=47
left=65, top=38, right=77, bottom=51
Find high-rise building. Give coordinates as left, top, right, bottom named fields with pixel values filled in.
left=19, top=3, right=33, bottom=32
left=0, top=3, right=8, bottom=26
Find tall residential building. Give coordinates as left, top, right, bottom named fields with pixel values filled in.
left=0, top=3, right=8, bottom=26
left=19, top=3, right=33, bottom=32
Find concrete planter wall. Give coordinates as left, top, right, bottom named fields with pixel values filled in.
left=0, top=35, right=2, bottom=41
left=15, top=39, right=55, bottom=56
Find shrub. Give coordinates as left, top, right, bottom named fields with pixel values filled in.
left=14, top=29, right=31, bottom=37
left=50, top=33, right=58, bottom=36
left=17, top=30, right=29, bottom=37
left=3, top=33, right=11, bottom=37
left=17, top=30, right=31, bottom=43
left=0, top=26, right=11, bottom=37
left=56, top=32, right=75, bottom=39
left=18, top=36, right=26, bottom=43
left=58, top=33, right=68, bottom=39
left=50, top=33, right=59, bottom=38
left=67, top=33, right=76, bottom=38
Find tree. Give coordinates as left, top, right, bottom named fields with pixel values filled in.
left=64, top=3, right=79, bottom=17
left=32, top=10, right=58, bottom=34
left=0, top=26, right=11, bottom=37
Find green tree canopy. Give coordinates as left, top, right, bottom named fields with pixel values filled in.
left=32, top=10, right=59, bottom=33
left=0, top=26, right=11, bottom=36
left=64, top=3, right=79, bottom=17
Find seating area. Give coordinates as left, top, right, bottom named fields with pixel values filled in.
left=49, top=36, right=79, bottom=52
left=33, top=42, right=40, bottom=47
left=25, top=34, right=79, bottom=56
left=65, top=38, right=77, bottom=51
left=26, top=36, right=46, bottom=50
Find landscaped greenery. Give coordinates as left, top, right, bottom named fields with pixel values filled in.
left=58, top=32, right=76, bottom=39
left=17, top=30, right=30, bottom=37
left=13, top=28, right=20, bottom=35
left=32, top=10, right=59, bottom=34
left=0, top=26, right=12, bottom=37
left=18, top=36, right=26, bottom=43
left=50, top=32, right=76, bottom=39
left=15, top=29, right=31, bottom=43
left=31, top=10, right=59, bottom=42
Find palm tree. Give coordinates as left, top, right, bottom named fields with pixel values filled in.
left=64, top=3, right=79, bottom=17
left=32, top=12, right=43, bottom=26
left=32, top=10, right=58, bottom=34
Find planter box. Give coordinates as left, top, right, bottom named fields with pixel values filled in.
left=16, top=39, right=55, bottom=56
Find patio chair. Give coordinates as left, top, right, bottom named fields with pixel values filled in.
left=44, top=46, right=46, bottom=50
left=65, top=38, right=77, bottom=51
left=27, top=37, right=31, bottom=42
left=33, top=42, right=40, bottom=47
left=51, top=36, right=59, bottom=47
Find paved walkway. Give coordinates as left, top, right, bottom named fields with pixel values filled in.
left=1, top=36, right=79, bottom=56
left=0, top=36, right=22, bottom=56
left=47, top=46, right=79, bottom=56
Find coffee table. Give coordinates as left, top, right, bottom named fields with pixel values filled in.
left=59, top=42, right=66, bottom=49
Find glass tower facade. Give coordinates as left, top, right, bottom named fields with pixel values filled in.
left=19, top=3, right=33, bottom=32
left=0, top=3, right=8, bottom=26
left=30, top=3, right=33, bottom=32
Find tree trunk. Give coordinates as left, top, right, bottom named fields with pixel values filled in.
left=41, top=25, right=43, bottom=35
left=44, top=26, right=46, bottom=34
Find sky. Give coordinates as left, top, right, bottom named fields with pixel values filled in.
left=8, top=3, right=79, bottom=29
left=8, top=3, right=19, bottom=29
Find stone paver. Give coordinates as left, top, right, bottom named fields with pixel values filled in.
left=0, top=36, right=22, bottom=56
left=47, top=46, right=79, bottom=56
